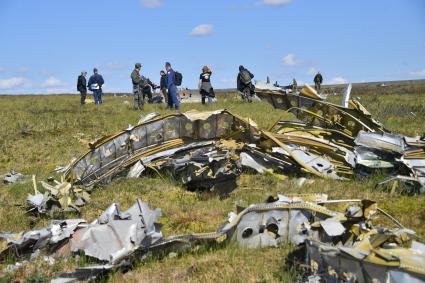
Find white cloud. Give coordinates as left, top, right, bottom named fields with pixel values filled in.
left=282, top=53, right=296, bottom=66
left=261, top=0, right=292, bottom=6
left=410, top=69, right=425, bottom=77
left=0, top=67, right=5, bottom=73
left=328, top=76, right=348, bottom=85
left=306, top=67, right=318, bottom=76
left=140, top=0, right=162, bottom=9
left=0, top=77, right=31, bottom=89
left=42, top=77, right=65, bottom=88
left=190, top=24, right=214, bottom=37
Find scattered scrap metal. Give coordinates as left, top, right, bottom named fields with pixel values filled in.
left=255, top=82, right=425, bottom=193
left=26, top=175, right=90, bottom=215
left=2, top=195, right=424, bottom=282
left=4, top=82, right=425, bottom=281
left=2, top=170, right=25, bottom=184
left=24, top=90, right=425, bottom=214
left=26, top=109, right=343, bottom=214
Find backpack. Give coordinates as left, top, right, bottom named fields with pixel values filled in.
left=174, top=71, right=183, bottom=86
left=240, top=69, right=252, bottom=85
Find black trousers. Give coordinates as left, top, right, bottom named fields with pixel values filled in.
left=80, top=91, right=87, bottom=105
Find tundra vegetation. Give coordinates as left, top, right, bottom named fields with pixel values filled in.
left=0, top=90, right=425, bottom=282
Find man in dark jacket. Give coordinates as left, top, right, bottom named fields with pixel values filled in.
left=131, top=63, right=146, bottom=110
left=237, top=65, right=254, bottom=93
left=77, top=71, right=87, bottom=105
left=142, top=78, right=156, bottom=103
left=160, top=70, right=167, bottom=104
left=88, top=68, right=104, bottom=105
left=314, top=72, right=323, bottom=92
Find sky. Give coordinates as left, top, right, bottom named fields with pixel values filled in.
left=0, top=0, right=424, bottom=94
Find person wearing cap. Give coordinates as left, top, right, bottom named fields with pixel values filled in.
left=165, top=62, right=180, bottom=110
left=88, top=68, right=104, bottom=105
left=77, top=71, right=87, bottom=105
left=131, top=63, right=146, bottom=110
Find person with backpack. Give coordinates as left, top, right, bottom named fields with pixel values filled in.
left=237, top=65, right=254, bottom=93
left=198, top=65, right=215, bottom=105
left=88, top=68, right=104, bottom=105
left=165, top=62, right=181, bottom=110
left=314, top=72, right=323, bottom=92
left=77, top=71, right=87, bottom=105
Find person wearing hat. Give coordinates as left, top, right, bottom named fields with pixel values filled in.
left=165, top=62, right=180, bottom=110
left=131, top=62, right=146, bottom=110
left=88, top=68, right=104, bottom=105
left=77, top=71, right=87, bottom=105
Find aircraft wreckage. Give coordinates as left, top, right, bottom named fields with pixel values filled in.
left=25, top=86, right=425, bottom=214
left=2, top=195, right=425, bottom=282
left=256, top=82, right=425, bottom=190
left=3, top=83, right=425, bottom=281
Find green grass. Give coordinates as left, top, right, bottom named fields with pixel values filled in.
left=0, top=92, right=425, bottom=282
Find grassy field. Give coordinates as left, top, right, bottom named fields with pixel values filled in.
left=0, top=91, right=425, bottom=282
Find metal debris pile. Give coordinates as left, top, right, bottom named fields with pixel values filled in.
left=2, top=195, right=424, bottom=282
left=1, top=199, right=163, bottom=281
left=256, top=82, right=425, bottom=192
left=26, top=176, right=90, bottom=215
left=22, top=89, right=425, bottom=215
left=24, top=109, right=305, bottom=214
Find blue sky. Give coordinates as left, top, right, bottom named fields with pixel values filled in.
left=0, top=0, right=424, bottom=94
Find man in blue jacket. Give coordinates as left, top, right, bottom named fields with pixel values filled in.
left=88, top=68, right=105, bottom=105
left=165, top=62, right=180, bottom=110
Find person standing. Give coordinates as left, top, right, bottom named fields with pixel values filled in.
left=131, top=63, right=146, bottom=110
left=88, top=68, right=104, bottom=105
left=165, top=62, right=180, bottom=110
left=159, top=70, right=168, bottom=105
left=237, top=65, right=254, bottom=92
left=77, top=71, right=87, bottom=105
left=292, top=78, right=297, bottom=93
left=314, top=72, right=323, bottom=92
left=198, top=66, right=214, bottom=105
